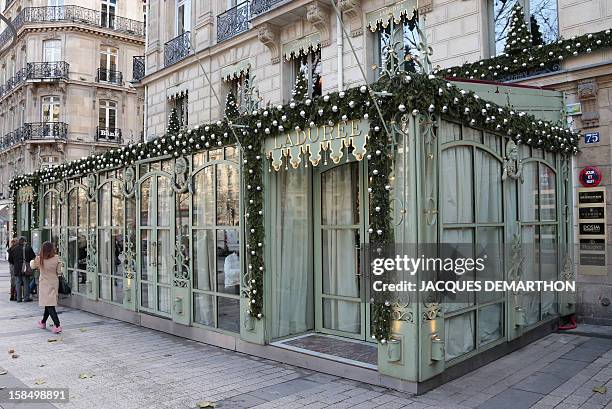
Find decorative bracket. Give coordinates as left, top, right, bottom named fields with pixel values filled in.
left=122, top=166, right=136, bottom=198
left=172, top=157, right=190, bottom=194
left=502, top=140, right=524, bottom=183
left=85, top=174, right=97, bottom=202
left=339, top=0, right=363, bottom=37
left=307, top=1, right=331, bottom=47
left=257, top=23, right=281, bottom=64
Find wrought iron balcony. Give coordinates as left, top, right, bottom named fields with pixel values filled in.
left=28, top=61, right=70, bottom=80
left=164, top=31, right=191, bottom=67
left=96, top=68, right=123, bottom=85
left=4, top=0, right=15, bottom=10
left=96, top=127, right=122, bottom=142
left=1, top=122, right=68, bottom=151
left=132, top=56, right=145, bottom=81
left=0, top=6, right=144, bottom=51
left=0, top=61, right=69, bottom=99
left=251, top=0, right=289, bottom=17
left=217, top=1, right=250, bottom=43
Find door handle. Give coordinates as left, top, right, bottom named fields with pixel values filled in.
left=151, top=241, right=157, bottom=267
left=355, top=243, right=361, bottom=277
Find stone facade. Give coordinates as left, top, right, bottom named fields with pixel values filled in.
left=0, top=0, right=145, bottom=237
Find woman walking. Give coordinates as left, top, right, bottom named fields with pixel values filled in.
left=30, top=242, right=63, bottom=333
left=8, top=238, right=18, bottom=301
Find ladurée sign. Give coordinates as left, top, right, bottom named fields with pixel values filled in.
left=265, top=119, right=369, bottom=171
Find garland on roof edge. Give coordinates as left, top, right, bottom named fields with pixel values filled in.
left=439, top=27, right=612, bottom=82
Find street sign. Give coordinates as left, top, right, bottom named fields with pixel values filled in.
left=584, top=132, right=600, bottom=144
left=579, top=166, right=603, bottom=187
left=566, top=102, right=582, bottom=115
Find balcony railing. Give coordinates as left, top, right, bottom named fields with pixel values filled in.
left=164, top=31, right=191, bottom=67
left=250, top=0, right=289, bottom=17
left=0, top=6, right=144, bottom=52
left=4, top=0, right=15, bottom=10
left=1, top=122, right=68, bottom=151
left=217, top=1, right=250, bottom=43
left=132, top=56, right=145, bottom=81
left=0, top=61, right=69, bottom=99
left=96, top=127, right=122, bottom=142
left=96, top=68, right=123, bottom=85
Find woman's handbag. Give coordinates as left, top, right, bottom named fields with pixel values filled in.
left=58, top=275, right=71, bottom=295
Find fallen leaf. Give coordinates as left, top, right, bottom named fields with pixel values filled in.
left=47, top=338, right=58, bottom=343
left=78, top=373, right=93, bottom=379
left=38, top=365, right=45, bottom=368
left=592, top=386, right=607, bottom=394
left=8, top=349, right=14, bottom=354
left=79, top=328, right=88, bottom=332
left=196, top=402, right=216, bottom=408
left=11, top=354, right=18, bottom=359
left=0, top=369, right=7, bottom=375
left=34, top=379, right=46, bottom=385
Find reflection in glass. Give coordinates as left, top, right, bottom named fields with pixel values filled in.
left=193, top=293, right=214, bottom=327
left=216, top=164, right=239, bottom=226
left=323, top=299, right=360, bottom=334
left=218, top=297, right=240, bottom=333
left=140, top=178, right=152, bottom=226
left=193, top=168, right=214, bottom=226
left=157, top=229, right=172, bottom=285
left=216, top=230, right=240, bottom=295
left=193, top=230, right=214, bottom=291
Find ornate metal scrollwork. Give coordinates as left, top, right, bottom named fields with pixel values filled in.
left=86, top=227, right=97, bottom=278
left=56, top=180, right=66, bottom=205
left=172, top=157, right=190, bottom=193
left=85, top=174, right=97, bottom=201
left=561, top=253, right=575, bottom=281
left=122, top=166, right=136, bottom=198
left=123, top=227, right=135, bottom=280
left=172, top=226, right=190, bottom=288
left=391, top=301, right=414, bottom=323
left=502, top=140, right=524, bottom=183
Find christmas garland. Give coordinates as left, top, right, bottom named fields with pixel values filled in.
left=438, top=27, right=612, bottom=82
left=10, top=72, right=579, bottom=342
left=8, top=174, right=40, bottom=236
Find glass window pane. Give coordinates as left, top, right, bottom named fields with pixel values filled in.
left=323, top=299, right=360, bottom=334
left=140, top=178, right=152, bottom=226
left=141, top=283, right=154, bottom=309
left=157, top=229, right=172, bottom=285
left=322, top=229, right=359, bottom=297
left=140, top=229, right=152, bottom=281
left=476, top=150, right=502, bottom=223
left=158, top=286, right=171, bottom=313
left=216, top=229, right=240, bottom=295
left=441, top=147, right=473, bottom=224
left=193, top=293, right=214, bottom=327
left=217, top=297, right=240, bottom=333
left=463, top=127, right=482, bottom=143
left=445, top=312, right=475, bottom=360
left=100, top=184, right=111, bottom=226
left=479, top=304, right=503, bottom=345
left=539, top=164, right=556, bottom=221
left=112, top=181, right=123, bottom=227
left=440, top=122, right=461, bottom=144
left=520, top=162, right=539, bottom=222
left=99, top=275, right=111, bottom=301
left=216, top=164, right=239, bottom=226
left=193, top=167, right=214, bottom=226
left=157, top=177, right=172, bottom=227
left=321, top=162, right=359, bottom=225
left=193, top=229, right=214, bottom=291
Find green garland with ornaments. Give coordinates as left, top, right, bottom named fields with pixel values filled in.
left=438, top=9, right=612, bottom=82
left=10, top=71, right=579, bottom=342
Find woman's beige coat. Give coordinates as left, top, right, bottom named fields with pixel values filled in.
left=30, top=256, right=62, bottom=307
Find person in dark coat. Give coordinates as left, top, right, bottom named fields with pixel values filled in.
left=8, top=237, right=36, bottom=302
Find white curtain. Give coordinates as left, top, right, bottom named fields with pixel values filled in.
left=193, top=229, right=215, bottom=326
left=441, top=145, right=475, bottom=359
left=321, top=164, right=360, bottom=333
left=270, top=167, right=313, bottom=338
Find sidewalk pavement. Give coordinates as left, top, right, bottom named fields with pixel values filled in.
left=0, top=261, right=611, bottom=409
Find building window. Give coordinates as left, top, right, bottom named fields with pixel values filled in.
left=48, top=0, right=64, bottom=6
left=42, top=96, right=60, bottom=123
left=99, top=100, right=118, bottom=139
left=375, top=17, right=420, bottom=78
left=492, top=0, right=558, bottom=55
left=99, top=46, right=118, bottom=82
left=101, top=0, right=117, bottom=29
left=292, top=48, right=321, bottom=99
left=176, top=0, right=191, bottom=35
left=170, top=94, right=188, bottom=128
left=43, top=40, right=61, bottom=63
left=192, top=146, right=241, bottom=332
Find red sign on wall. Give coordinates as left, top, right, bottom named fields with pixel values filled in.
left=579, top=166, right=603, bottom=187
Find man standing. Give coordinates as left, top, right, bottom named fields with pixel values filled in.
left=8, top=237, right=36, bottom=302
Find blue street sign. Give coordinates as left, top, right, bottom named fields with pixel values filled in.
left=585, top=132, right=600, bottom=144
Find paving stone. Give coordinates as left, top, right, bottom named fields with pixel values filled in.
left=477, top=388, right=544, bottom=409
left=513, top=371, right=569, bottom=394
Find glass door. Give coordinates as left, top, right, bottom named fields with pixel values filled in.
left=314, top=161, right=367, bottom=340
left=138, top=175, right=174, bottom=317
